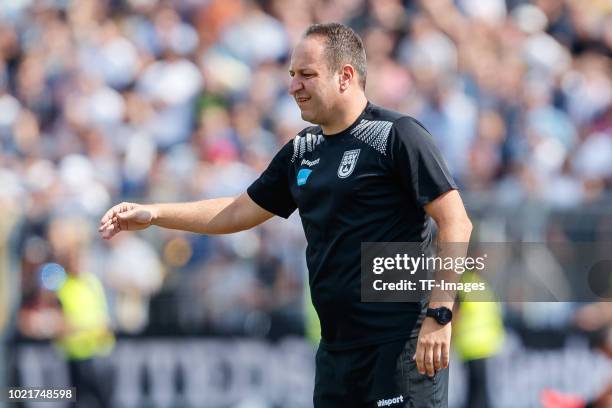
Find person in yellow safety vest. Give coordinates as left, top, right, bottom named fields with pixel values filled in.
left=453, top=270, right=505, bottom=408
left=54, top=254, right=115, bottom=408
left=56, top=270, right=115, bottom=362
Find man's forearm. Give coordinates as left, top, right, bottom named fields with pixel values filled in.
left=151, top=197, right=240, bottom=234
left=428, top=219, right=472, bottom=309
left=99, top=192, right=273, bottom=239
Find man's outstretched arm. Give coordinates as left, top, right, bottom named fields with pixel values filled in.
left=99, top=192, right=274, bottom=239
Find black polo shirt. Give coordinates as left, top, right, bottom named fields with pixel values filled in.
left=247, top=102, right=457, bottom=350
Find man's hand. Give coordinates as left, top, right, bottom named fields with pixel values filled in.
left=413, top=317, right=451, bottom=377
left=99, top=202, right=157, bottom=239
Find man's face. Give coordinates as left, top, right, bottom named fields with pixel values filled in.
left=289, top=36, right=340, bottom=125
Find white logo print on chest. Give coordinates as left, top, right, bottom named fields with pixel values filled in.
left=300, top=158, right=320, bottom=167
left=337, top=149, right=360, bottom=178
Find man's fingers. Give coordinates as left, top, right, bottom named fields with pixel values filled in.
left=441, top=342, right=450, bottom=369
left=414, top=340, right=426, bottom=375
left=104, top=226, right=118, bottom=239
left=100, top=204, right=122, bottom=227
left=414, top=319, right=452, bottom=377
left=415, top=339, right=435, bottom=376
left=100, top=208, right=115, bottom=226
left=425, top=343, right=435, bottom=377
left=100, top=214, right=121, bottom=238
left=100, top=215, right=117, bottom=230
left=433, top=343, right=442, bottom=372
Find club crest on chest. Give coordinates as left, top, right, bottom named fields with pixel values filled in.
left=337, top=149, right=361, bottom=178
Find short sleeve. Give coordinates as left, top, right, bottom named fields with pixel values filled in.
left=247, top=140, right=297, bottom=218
left=390, top=117, right=458, bottom=207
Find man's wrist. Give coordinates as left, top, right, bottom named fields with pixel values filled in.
left=149, top=205, right=161, bottom=225
left=427, top=301, right=454, bottom=310
left=425, top=306, right=453, bottom=325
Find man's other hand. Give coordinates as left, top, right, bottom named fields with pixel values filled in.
left=99, top=202, right=156, bottom=239
left=413, top=317, right=451, bottom=377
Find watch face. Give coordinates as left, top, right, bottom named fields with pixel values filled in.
left=438, top=308, right=452, bottom=324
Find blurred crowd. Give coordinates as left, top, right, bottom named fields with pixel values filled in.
left=0, top=0, right=611, bottom=339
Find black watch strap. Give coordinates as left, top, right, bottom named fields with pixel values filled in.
left=426, top=307, right=453, bottom=325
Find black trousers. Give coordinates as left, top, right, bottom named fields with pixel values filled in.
left=68, top=357, right=114, bottom=408
left=314, top=337, right=449, bottom=408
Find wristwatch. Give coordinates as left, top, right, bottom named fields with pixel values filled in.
left=426, top=307, right=453, bottom=325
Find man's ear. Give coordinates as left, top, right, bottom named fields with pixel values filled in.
left=339, top=64, right=356, bottom=92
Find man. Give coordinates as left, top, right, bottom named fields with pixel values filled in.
left=100, top=23, right=472, bottom=408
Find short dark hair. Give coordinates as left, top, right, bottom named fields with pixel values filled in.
left=304, top=23, right=367, bottom=89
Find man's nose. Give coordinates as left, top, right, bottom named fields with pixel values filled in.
left=289, top=77, right=303, bottom=95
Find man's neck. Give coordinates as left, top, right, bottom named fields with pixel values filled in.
left=320, top=94, right=368, bottom=135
